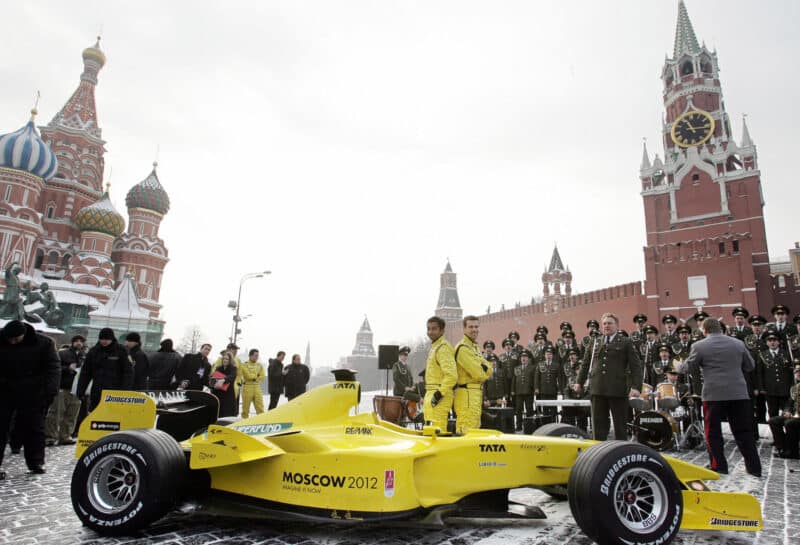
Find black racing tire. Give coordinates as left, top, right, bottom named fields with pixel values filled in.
left=532, top=423, right=590, bottom=500
left=71, top=429, right=186, bottom=535
left=567, top=441, right=683, bottom=545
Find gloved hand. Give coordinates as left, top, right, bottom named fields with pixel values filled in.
left=431, top=390, right=443, bottom=407
left=481, top=363, right=488, bottom=372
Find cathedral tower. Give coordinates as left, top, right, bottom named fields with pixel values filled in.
left=639, top=1, right=771, bottom=322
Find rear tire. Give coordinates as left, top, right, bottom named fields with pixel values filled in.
left=71, top=429, right=186, bottom=535
left=567, top=441, right=683, bottom=545
left=532, top=423, right=590, bottom=499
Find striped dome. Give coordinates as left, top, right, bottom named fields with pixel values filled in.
left=125, top=163, right=170, bottom=214
left=74, top=192, right=125, bottom=237
left=0, top=111, right=58, bottom=181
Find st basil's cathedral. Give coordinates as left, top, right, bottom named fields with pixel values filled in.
left=0, top=38, right=170, bottom=350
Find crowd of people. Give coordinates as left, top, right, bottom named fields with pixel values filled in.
left=0, top=323, right=310, bottom=480
left=401, top=304, right=799, bottom=477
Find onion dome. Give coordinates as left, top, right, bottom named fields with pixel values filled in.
left=125, top=162, right=170, bottom=214
left=0, top=109, right=58, bottom=181
left=74, top=192, right=125, bottom=237
left=82, top=36, right=106, bottom=68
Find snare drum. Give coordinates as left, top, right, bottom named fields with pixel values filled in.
left=633, top=410, right=678, bottom=451
left=373, top=395, right=404, bottom=424
left=629, top=383, right=653, bottom=412
left=656, top=382, right=679, bottom=410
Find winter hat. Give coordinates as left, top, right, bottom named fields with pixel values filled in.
left=2, top=320, right=26, bottom=338
left=125, top=332, right=141, bottom=344
left=160, top=338, right=174, bottom=351
left=70, top=334, right=86, bottom=343
left=98, top=327, right=115, bottom=341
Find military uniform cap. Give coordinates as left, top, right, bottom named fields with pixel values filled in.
left=502, top=338, right=514, bottom=347
left=618, top=329, right=629, bottom=337
left=567, top=348, right=579, bottom=356
left=520, top=349, right=533, bottom=359
left=508, top=330, right=521, bottom=341
left=644, top=324, right=659, bottom=335
left=793, top=314, right=800, bottom=324
left=534, top=332, right=547, bottom=341
left=731, top=306, right=749, bottom=318
left=771, top=304, right=790, bottom=315
left=559, top=321, right=572, bottom=330
left=586, top=319, right=599, bottom=328
left=666, top=362, right=680, bottom=374
left=747, top=314, right=766, bottom=325
left=561, top=330, right=575, bottom=339
left=633, top=313, right=648, bottom=324
left=676, top=324, right=691, bottom=334
left=399, top=345, right=411, bottom=355
left=536, top=325, right=549, bottom=335
left=692, top=311, right=709, bottom=321
left=765, top=330, right=779, bottom=341
left=544, top=345, right=554, bottom=353
left=482, top=340, right=495, bottom=350
left=656, top=342, right=671, bottom=353
left=661, top=314, right=677, bottom=324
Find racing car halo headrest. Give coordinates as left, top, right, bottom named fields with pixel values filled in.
left=331, top=368, right=358, bottom=382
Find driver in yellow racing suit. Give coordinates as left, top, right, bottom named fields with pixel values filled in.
left=454, top=315, right=492, bottom=434
left=423, top=316, right=457, bottom=432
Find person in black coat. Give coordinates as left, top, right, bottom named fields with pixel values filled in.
left=0, top=320, right=60, bottom=478
left=76, top=328, right=133, bottom=411
left=210, top=351, right=238, bottom=417
left=146, top=338, right=181, bottom=390
left=124, top=332, right=149, bottom=390
left=283, top=354, right=310, bottom=401
left=267, top=351, right=286, bottom=409
left=174, top=343, right=213, bottom=390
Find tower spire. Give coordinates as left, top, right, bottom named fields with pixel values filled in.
left=640, top=138, right=651, bottom=170
left=741, top=114, right=754, bottom=147
left=673, top=1, right=701, bottom=57
left=548, top=245, right=565, bottom=272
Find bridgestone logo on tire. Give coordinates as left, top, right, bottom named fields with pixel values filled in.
left=83, top=443, right=143, bottom=468
left=601, top=453, right=649, bottom=496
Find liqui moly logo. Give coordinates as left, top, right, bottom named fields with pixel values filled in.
left=384, top=470, right=395, bottom=498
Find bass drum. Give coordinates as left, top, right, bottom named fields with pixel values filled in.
left=633, top=410, right=678, bottom=451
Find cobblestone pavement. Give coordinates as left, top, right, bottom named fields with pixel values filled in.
left=1, top=424, right=797, bottom=545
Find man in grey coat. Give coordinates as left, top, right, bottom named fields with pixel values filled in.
left=685, top=318, right=762, bottom=477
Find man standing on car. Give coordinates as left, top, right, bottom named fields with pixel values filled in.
left=423, top=316, right=457, bottom=432
left=575, top=312, right=642, bottom=441
left=453, top=316, right=492, bottom=433
left=0, top=320, right=59, bottom=478
left=686, top=317, right=762, bottom=477
left=267, top=351, right=285, bottom=409
left=45, top=334, right=85, bottom=446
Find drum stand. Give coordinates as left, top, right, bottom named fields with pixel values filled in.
left=678, top=398, right=705, bottom=450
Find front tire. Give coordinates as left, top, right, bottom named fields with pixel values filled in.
left=567, top=441, right=683, bottom=545
left=71, top=429, right=186, bottom=535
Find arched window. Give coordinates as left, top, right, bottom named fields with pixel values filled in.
left=699, top=56, right=713, bottom=74
left=681, top=60, right=694, bottom=76
left=47, top=251, right=59, bottom=265
left=46, top=205, right=55, bottom=218
left=34, top=249, right=44, bottom=269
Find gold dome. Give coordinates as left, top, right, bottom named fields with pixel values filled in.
left=82, top=36, right=106, bottom=67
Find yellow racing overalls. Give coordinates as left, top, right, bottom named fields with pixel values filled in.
left=423, top=336, right=457, bottom=432
left=238, top=360, right=265, bottom=418
left=454, top=335, right=492, bottom=433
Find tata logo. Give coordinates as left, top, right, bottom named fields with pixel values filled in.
left=479, top=444, right=506, bottom=452
left=333, top=383, right=356, bottom=390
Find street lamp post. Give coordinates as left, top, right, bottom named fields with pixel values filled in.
left=232, top=270, right=271, bottom=346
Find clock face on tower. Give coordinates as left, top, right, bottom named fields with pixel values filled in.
left=670, top=110, right=715, bottom=148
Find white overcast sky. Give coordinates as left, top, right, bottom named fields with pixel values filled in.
left=2, top=1, right=798, bottom=367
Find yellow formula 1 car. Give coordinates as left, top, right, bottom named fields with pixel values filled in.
left=70, top=370, right=762, bottom=545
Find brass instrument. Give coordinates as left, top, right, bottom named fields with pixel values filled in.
left=585, top=336, right=600, bottom=391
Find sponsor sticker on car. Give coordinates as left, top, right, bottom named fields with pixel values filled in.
left=384, top=469, right=395, bottom=498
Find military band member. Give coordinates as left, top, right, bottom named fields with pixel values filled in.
left=392, top=346, right=414, bottom=397
left=512, top=349, right=536, bottom=431
left=770, top=304, right=798, bottom=354
left=692, top=310, right=710, bottom=338
left=746, top=315, right=768, bottom=423
left=534, top=345, right=563, bottom=418
left=630, top=313, right=648, bottom=347
left=556, top=321, right=572, bottom=349
left=508, top=330, right=523, bottom=357
left=530, top=332, right=549, bottom=364
left=559, top=330, right=582, bottom=361
left=562, top=348, right=589, bottom=431
left=582, top=319, right=600, bottom=349
left=660, top=314, right=679, bottom=344
left=483, top=343, right=507, bottom=407
left=647, top=343, right=672, bottom=386
left=499, top=338, right=518, bottom=404
left=729, top=307, right=753, bottom=341
left=757, top=331, right=793, bottom=418
left=768, top=365, right=800, bottom=459
left=639, top=324, right=660, bottom=377
left=575, top=312, right=643, bottom=441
